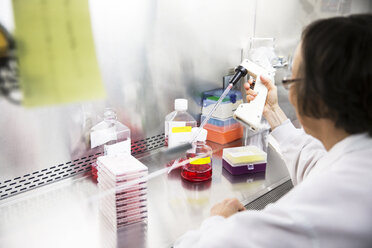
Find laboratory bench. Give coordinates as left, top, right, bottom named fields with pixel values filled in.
left=0, top=139, right=291, bottom=248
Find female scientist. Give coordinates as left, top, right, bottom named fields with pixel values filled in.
left=175, top=14, right=372, bottom=248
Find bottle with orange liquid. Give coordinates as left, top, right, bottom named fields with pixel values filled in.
left=181, top=128, right=213, bottom=182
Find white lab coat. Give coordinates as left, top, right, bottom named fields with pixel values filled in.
left=174, top=120, right=372, bottom=248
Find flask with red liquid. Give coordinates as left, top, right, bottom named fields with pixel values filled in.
left=181, top=128, right=213, bottom=182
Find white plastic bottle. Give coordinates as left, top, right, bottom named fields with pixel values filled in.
left=165, top=99, right=197, bottom=148
left=90, top=108, right=131, bottom=180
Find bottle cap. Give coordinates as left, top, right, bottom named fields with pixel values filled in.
left=175, top=99, right=188, bottom=111
left=104, top=108, right=117, bottom=120
left=192, top=127, right=208, bottom=142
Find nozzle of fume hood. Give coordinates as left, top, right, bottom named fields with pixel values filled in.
left=228, top=65, right=248, bottom=86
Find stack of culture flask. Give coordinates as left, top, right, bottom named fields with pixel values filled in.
left=97, top=153, right=148, bottom=228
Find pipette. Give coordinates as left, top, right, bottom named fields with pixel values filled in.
left=233, top=60, right=269, bottom=131
left=195, top=83, right=233, bottom=139
left=95, top=57, right=268, bottom=200
left=88, top=151, right=210, bottom=204
left=191, top=59, right=250, bottom=143
left=169, top=84, right=234, bottom=175
left=173, top=59, right=267, bottom=173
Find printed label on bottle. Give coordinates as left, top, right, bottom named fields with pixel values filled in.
left=172, top=126, right=192, bottom=133
left=104, top=138, right=131, bottom=156
left=168, top=122, right=193, bottom=148
left=190, top=157, right=211, bottom=165
left=90, top=127, right=117, bottom=148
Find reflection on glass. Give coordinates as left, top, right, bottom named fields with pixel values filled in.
left=99, top=213, right=147, bottom=248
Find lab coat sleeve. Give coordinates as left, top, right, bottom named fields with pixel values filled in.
left=172, top=216, right=226, bottom=247
left=174, top=159, right=372, bottom=248
left=174, top=204, right=315, bottom=248
left=270, top=119, right=326, bottom=185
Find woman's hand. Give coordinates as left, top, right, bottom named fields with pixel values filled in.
left=210, top=198, right=245, bottom=218
left=244, top=75, right=288, bottom=130
left=244, top=75, right=278, bottom=115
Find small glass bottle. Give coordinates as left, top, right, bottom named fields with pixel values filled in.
left=181, top=128, right=213, bottom=182
left=165, top=99, right=197, bottom=148
left=90, top=108, right=131, bottom=180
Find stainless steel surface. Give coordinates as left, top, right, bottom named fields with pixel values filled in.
left=0, top=0, right=371, bottom=245
left=245, top=179, right=293, bottom=210
left=0, top=134, right=191, bottom=201
left=0, top=134, right=169, bottom=201
left=1, top=0, right=370, bottom=189
left=0, top=140, right=290, bottom=248
left=0, top=151, right=101, bottom=201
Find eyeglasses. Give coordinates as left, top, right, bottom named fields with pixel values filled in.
left=282, top=77, right=302, bottom=90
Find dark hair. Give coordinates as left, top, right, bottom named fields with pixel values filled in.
left=296, top=14, right=372, bottom=136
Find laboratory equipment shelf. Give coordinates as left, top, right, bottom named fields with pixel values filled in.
left=0, top=139, right=290, bottom=248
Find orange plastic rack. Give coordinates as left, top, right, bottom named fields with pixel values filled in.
left=204, top=126, right=243, bottom=145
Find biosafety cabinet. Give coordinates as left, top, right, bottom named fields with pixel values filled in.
left=0, top=0, right=370, bottom=247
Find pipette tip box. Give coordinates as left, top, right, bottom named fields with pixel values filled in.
left=222, top=146, right=267, bottom=175
left=201, top=115, right=238, bottom=126
left=201, top=115, right=242, bottom=133
left=222, top=159, right=266, bottom=175
left=97, top=153, right=148, bottom=228
left=202, top=89, right=243, bottom=119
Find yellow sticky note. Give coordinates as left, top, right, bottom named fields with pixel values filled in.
left=13, top=0, right=105, bottom=107
left=190, top=157, right=211, bottom=165
left=0, top=31, right=8, bottom=56
left=172, top=126, right=192, bottom=133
